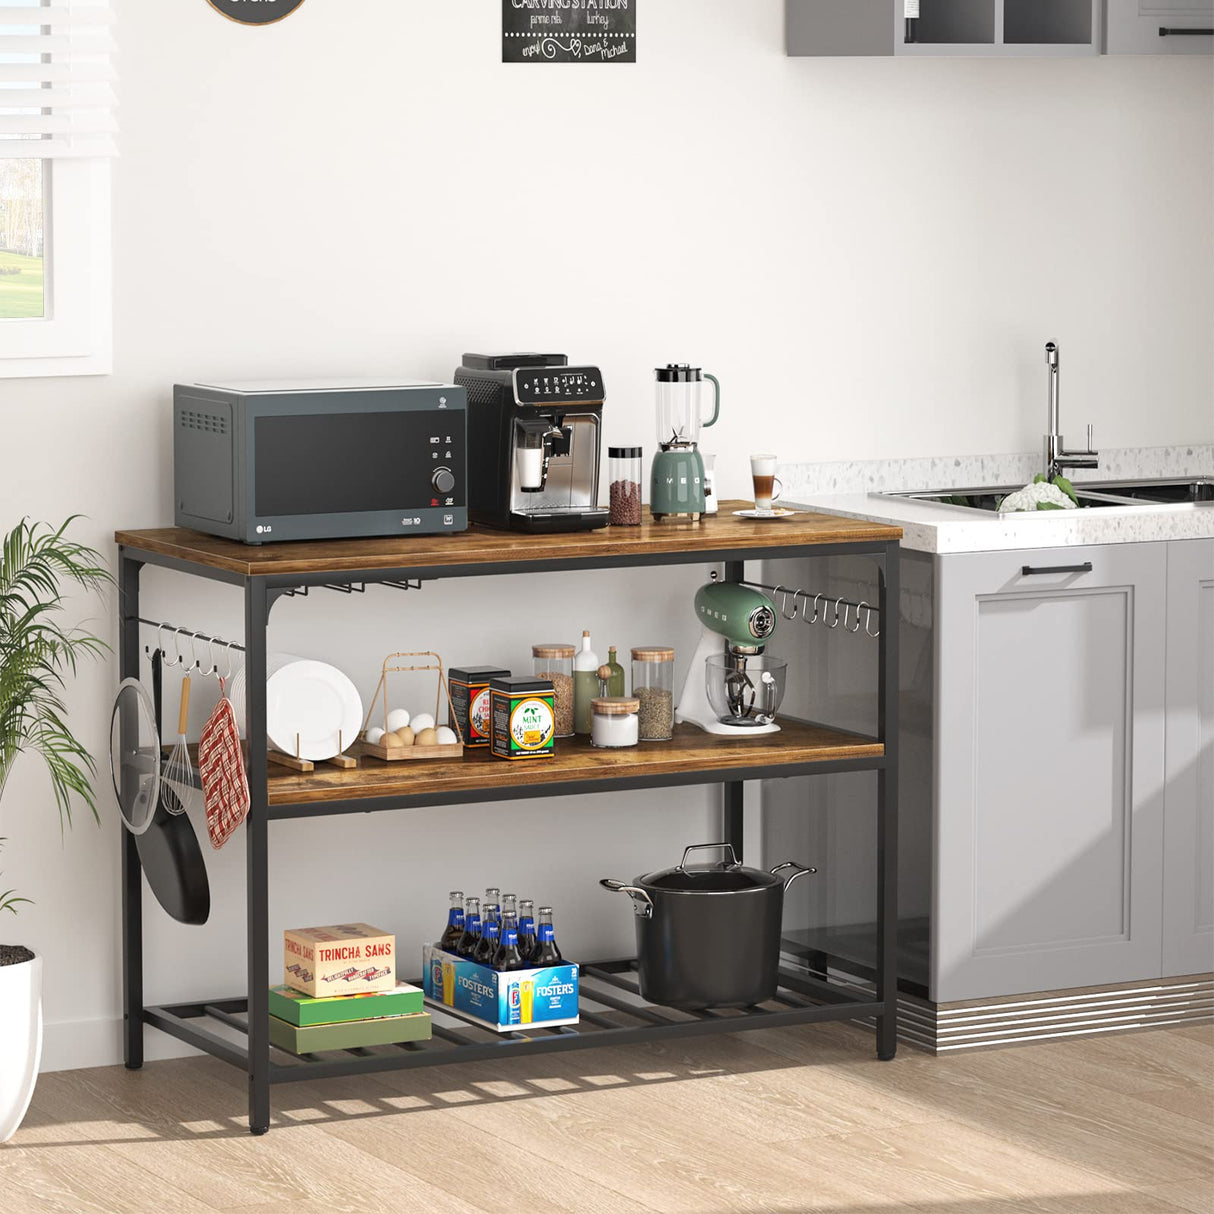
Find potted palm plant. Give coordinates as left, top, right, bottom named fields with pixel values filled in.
left=0, top=519, right=109, bottom=1143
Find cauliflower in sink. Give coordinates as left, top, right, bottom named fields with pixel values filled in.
left=998, top=475, right=1080, bottom=514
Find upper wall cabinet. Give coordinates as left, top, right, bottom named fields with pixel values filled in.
left=787, top=0, right=1212, bottom=56
left=1106, top=1, right=1214, bottom=53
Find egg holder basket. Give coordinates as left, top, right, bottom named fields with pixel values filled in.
left=357, top=652, right=465, bottom=763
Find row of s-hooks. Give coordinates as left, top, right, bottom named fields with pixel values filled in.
left=138, top=619, right=245, bottom=681
left=746, top=582, right=882, bottom=638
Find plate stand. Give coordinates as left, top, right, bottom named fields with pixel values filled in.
left=267, top=731, right=359, bottom=774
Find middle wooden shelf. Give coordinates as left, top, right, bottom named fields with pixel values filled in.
left=257, top=719, right=885, bottom=818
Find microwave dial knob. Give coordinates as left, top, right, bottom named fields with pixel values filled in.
left=432, top=467, right=456, bottom=495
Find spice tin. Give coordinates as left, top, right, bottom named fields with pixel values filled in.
left=450, top=666, right=510, bottom=748
left=490, top=676, right=556, bottom=761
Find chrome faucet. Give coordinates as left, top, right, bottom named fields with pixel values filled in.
left=1043, top=341, right=1098, bottom=481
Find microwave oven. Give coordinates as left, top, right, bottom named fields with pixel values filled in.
left=173, top=379, right=468, bottom=544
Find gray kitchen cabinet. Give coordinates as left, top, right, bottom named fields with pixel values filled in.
left=1162, top=539, right=1214, bottom=977
left=786, top=0, right=1103, bottom=56
left=1105, top=1, right=1213, bottom=53
left=934, top=542, right=1167, bottom=1002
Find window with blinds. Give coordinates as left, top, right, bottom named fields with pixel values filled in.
left=0, top=1, right=114, bottom=364
left=0, top=2, right=116, bottom=159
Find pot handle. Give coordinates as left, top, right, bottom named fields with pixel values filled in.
left=770, top=860, right=818, bottom=890
left=599, top=878, right=654, bottom=918
left=679, top=842, right=740, bottom=872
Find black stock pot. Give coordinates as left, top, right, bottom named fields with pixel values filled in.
left=601, top=843, right=816, bottom=1010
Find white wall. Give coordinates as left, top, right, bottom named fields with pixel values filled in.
left=0, top=0, right=1210, bottom=1071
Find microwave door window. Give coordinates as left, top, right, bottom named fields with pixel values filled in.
left=254, top=412, right=463, bottom=517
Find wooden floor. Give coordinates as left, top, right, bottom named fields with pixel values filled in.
left=3, top=1021, right=1211, bottom=1213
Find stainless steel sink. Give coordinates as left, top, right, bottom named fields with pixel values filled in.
left=886, top=477, right=1212, bottom=514
left=1080, top=477, right=1214, bottom=504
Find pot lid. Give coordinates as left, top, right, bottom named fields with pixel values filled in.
left=639, top=843, right=781, bottom=893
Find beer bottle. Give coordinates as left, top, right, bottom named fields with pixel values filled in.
left=439, top=890, right=465, bottom=954
left=530, top=906, right=563, bottom=966
left=493, top=911, right=518, bottom=969
left=477, top=916, right=501, bottom=969
left=474, top=903, right=501, bottom=966
left=495, top=923, right=526, bottom=973
left=517, top=899, right=537, bottom=962
left=457, top=896, right=482, bottom=958
left=501, top=892, right=518, bottom=922
left=484, top=886, right=501, bottom=912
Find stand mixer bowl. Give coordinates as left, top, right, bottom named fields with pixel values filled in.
left=705, top=655, right=787, bottom=727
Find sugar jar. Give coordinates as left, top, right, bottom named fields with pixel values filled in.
left=590, top=697, right=640, bottom=749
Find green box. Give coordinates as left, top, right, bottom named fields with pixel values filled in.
left=490, top=676, right=556, bottom=760
left=268, top=982, right=423, bottom=1027
left=269, top=1011, right=431, bottom=1055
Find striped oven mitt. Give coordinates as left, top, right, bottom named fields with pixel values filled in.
left=198, top=690, right=250, bottom=849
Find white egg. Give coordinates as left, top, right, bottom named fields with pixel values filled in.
left=434, top=726, right=457, bottom=746
left=385, top=708, right=411, bottom=733
left=410, top=712, right=435, bottom=734
left=365, top=727, right=386, bottom=745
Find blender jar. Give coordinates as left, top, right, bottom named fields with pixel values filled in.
left=632, top=646, right=675, bottom=740
left=655, top=365, right=720, bottom=449
left=608, top=447, right=643, bottom=525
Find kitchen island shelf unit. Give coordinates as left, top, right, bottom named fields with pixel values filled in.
left=115, top=503, right=902, bottom=1135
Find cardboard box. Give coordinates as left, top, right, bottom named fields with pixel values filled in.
left=268, top=982, right=423, bottom=1027
left=422, top=944, right=579, bottom=1033
left=269, top=1010, right=431, bottom=1055
left=283, top=923, right=396, bottom=996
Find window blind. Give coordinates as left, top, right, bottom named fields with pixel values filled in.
left=0, top=3, right=115, bottom=158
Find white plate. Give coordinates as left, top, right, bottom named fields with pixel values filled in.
left=733, top=508, right=803, bottom=520
left=265, top=660, right=363, bottom=761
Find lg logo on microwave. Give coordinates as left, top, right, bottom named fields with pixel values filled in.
left=206, top=0, right=307, bottom=26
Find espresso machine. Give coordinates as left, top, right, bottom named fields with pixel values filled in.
left=651, top=365, right=720, bottom=522
left=456, top=353, right=610, bottom=533
left=676, top=580, right=786, bottom=737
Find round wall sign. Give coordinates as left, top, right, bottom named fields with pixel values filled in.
left=207, top=0, right=307, bottom=26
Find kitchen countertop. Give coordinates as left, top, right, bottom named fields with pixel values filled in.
left=782, top=444, right=1214, bottom=554
left=789, top=491, right=1214, bottom=554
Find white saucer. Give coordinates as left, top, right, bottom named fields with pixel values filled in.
left=734, top=508, right=802, bottom=520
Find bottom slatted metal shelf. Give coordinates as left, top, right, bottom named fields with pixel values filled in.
left=144, top=959, right=883, bottom=1084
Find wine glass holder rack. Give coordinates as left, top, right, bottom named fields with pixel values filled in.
left=115, top=506, right=902, bottom=1135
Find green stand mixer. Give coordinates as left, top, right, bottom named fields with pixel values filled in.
left=676, top=580, right=787, bottom=736
left=651, top=365, right=720, bottom=521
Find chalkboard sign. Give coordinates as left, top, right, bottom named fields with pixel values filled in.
left=503, top=0, right=637, bottom=63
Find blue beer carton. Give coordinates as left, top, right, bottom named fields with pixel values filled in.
left=422, top=944, right=579, bottom=1033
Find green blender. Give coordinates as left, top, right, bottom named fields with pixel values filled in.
left=650, top=365, right=720, bottom=521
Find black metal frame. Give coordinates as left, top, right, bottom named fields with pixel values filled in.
left=117, top=534, right=899, bottom=1135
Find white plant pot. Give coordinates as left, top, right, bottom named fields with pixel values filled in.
left=0, top=951, right=42, bottom=1143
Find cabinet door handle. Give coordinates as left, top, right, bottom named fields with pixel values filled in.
left=1159, top=26, right=1214, bottom=36
left=1021, top=562, right=1093, bottom=577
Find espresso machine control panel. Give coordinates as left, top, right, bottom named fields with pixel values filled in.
left=514, top=367, right=605, bottom=407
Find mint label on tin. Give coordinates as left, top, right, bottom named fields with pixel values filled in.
left=503, top=0, right=637, bottom=63
left=207, top=0, right=307, bottom=25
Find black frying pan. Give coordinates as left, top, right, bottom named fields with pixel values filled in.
left=137, top=649, right=210, bottom=925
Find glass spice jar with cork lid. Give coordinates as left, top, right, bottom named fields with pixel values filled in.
left=532, top=643, right=575, bottom=738
left=632, top=646, right=675, bottom=741
left=590, top=697, right=640, bottom=749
